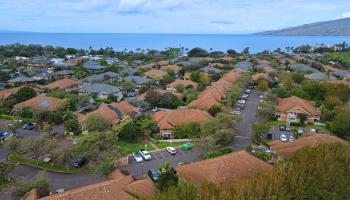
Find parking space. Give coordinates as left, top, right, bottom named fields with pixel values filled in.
left=270, top=126, right=294, bottom=141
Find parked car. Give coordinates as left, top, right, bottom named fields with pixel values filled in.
left=152, top=107, right=159, bottom=112
left=266, top=132, right=273, bottom=140
left=166, top=147, right=177, bottom=155
left=297, top=127, right=304, bottom=134
left=148, top=169, right=160, bottom=182
left=43, top=157, right=51, bottom=163
left=231, top=107, right=241, bottom=115
left=279, top=125, right=286, bottom=131
left=241, top=94, right=249, bottom=100
left=71, top=158, right=86, bottom=168
left=0, top=131, right=11, bottom=140
left=288, top=135, right=295, bottom=141
left=238, top=100, right=246, bottom=104
left=280, top=134, right=288, bottom=142
left=259, top=95, right=265, bottom=99
left=21, top=122, right=35, bottom=130
left=244, top=89, right=251, bottom=94
left=133, top=152, right=143, bottom=163
left=139, top=150, right=152, bottom=161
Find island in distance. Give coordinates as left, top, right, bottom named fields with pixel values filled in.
left=256, top=17, right=350, bottom=36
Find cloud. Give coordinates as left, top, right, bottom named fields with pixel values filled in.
left=337, top=12, right=350, bottom=19
left=211, top=20, right=233, bottom=25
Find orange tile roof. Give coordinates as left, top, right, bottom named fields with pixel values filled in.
left=269, top=134, right=348, bottom=158
left=0, top=87, right=19, bottom=101
left=252, top=73, right=272, bottom=81
left=138, top=89, right=184, bottom=100
left=177, top=150, right=272, bottom=188
left=110, top=101, right=139, bottom=114
left=38, top=170, right=155, bottom=200
left=158, top=60, right=169, bottom=66
left=188, top=69, right=242, bottom=109
left=82, top=101, right=139, bottom=124
left=160, top=65, right=181, bottom=72
left=209, top=63, right=225, bottom=68
left=167, top=79, right=198, bottom=89
left=323, top=65, right=339, bottom=72
left=45, top=79, right=80, bottom=90
left=263, top=66, right=277, bottom=74
left=152, top=109, right=212, bottom=130
left=275, top=96, right=320, bottom=115
left=144, top=69, right=167, bottom=78
left=220, top=56, right=234, bottom=62
left=13, top=96, right=65, bottom=112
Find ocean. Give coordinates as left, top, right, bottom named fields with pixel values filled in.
left=0, top=33, right=350, bottom=53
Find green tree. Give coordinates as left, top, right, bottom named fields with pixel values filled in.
left=188, top=48, right=208, bottom=57
left=85, top=115, right=110, bottom=132
left=174, top=84, right=184, bottom=93
left=252, top=122, right=270, bottom=143
left=154, top=181, right=198, bottom=200
left=145, top=89, right=161, bottom=108
left=173, top=123, right=201, bottom=139
left=64, top=117, right=80, bottom=134
left=157, top=162, right=179, bottom=192
left=257, top=80, right=268, bottom=91
left=15, top=87, right=36, bottom=103
left=207, top=105, right=222, bottom=117
left=112, top=116, right=140, bottom=141
left=137, top=116, right=159, bottom=138
left=18, top=107, right=33, bottom=118
left=328, top=107, right=350, bottom=139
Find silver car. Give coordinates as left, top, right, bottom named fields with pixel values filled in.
left=133, top=152, right=143, bottom=163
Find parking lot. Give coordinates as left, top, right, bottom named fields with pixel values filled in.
left=270, top=126, right=295, bottom=141
left=122, top=147, right=201, bottom=178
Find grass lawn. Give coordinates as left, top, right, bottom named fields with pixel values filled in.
left=268, top=120, right=286, bottom=127
left=8, top=154, right=90, bottom=174
left=306, top=124, right=330, bottom=133
left=116, top=140, right=154, bottom=155
left=154, top=141, right=188, bottom=149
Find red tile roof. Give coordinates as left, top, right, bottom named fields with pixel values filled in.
left=13, top=96, right=65, bottom=112
left=269, top=134, right=348, bottom=158
left=160, top=65, right=181, bottom=72
left=138, top=89, right=184, bottom=100
left=45, top=79, right=80, bottom=90
left=167, top=79, right=198, bottom=89
left=80, top=101, right=139, bottom=124
left=188, top=69, right=242, bottom=109
left=275, top=96, right=320, bottom=115
left=177, top=150, right=272, bottom=187
left=37, top=170, right=155, bottom=200
left=0, top=87, right=19, bottom=101
left=144, top=69, right=167, bottom=78
left=152, top=109, right=212, bottom=130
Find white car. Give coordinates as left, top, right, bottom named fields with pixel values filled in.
left=152, top=107, right=159, bottom=112
left=288, top=135, right=295, bottom=141
left=280, top=134, right=288, bottom=142
left=238, top=100, right=246, bottom=104
left=259, top=95, right=264, bottom=99
left=166, top=147, right=177, bottom=155
left=244, top=89, right=251, bottom=94
left=133, top=152, right=143, bottom=163
left=139, top=150, right=152, bottom=161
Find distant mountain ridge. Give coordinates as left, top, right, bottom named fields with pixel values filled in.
left=256, top=18, right=350, bottom=36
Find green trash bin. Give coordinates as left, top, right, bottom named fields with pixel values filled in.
left=182, top=143, right=193, bottom=151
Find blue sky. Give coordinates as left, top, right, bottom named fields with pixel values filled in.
left=1, top=0, right=350, bottom=33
